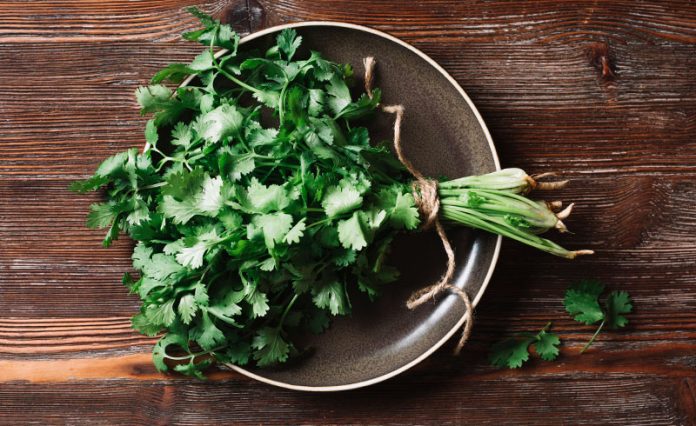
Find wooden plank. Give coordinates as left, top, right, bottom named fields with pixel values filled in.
left=0, top=378, right=690, bottom=424
left=0, top=1, right=222, bottom=42
left=1, top=336, right=696, bottom=379
left=1, top=0, right=695, bottom=43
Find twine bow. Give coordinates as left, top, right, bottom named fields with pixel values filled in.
left=363, top=57, right=473, bottom=354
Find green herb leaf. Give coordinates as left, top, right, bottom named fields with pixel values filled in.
left=337, top=212, right=368, bottom=251
left=276, top=28, right=302, bottom=60
left=322, top=185, right=363, bottom=218
left=490, top=323, right=560, bottom=369
left=252, top=327, right=290, bottom=366
left=605, top=290, right=632, bottom=329
left=563, top=280, right=605, bottom=325
left=312, top=281, right=349, bottom=316
left=534, top=329, right=561, bottom=361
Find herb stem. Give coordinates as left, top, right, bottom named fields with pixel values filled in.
left=216, top=66, right=262, bottom=94
left=256, top=161, right=300, bottom=169
left=166, top=345, right=227, bottom=361
left=581, top=319, right=605, bottom=353
left=140, top=182, right=168, bottom=190
left=278, top=82, right=289, bottom=124
left=278, top=294, right=300, bottom=330
left=307, top=217, right=332, bottom=229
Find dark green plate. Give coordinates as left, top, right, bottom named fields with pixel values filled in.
left=183, top=22, right=501, bottom=391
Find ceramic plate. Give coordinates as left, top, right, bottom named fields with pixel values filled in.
left=182, top=22, right=501, bottom=391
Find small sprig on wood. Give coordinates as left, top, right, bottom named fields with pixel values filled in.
left=563, top=280, right=633, bottom=352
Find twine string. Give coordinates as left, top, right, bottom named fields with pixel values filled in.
left=364, top=57, right=473, bottom=354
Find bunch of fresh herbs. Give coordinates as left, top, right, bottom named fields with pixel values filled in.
left=74, top=8, right=590, bottom=377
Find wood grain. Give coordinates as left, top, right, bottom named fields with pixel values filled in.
left=0, top=378, right=692, bottom=424
left=1, top=0, right=696, bottom=424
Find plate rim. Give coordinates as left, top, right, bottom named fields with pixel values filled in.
left=183, top=21, right=502, bottom=391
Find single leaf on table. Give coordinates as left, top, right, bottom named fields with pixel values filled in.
left=563, top=280, right=606, bottom=325
left=489, top=336, right=536, bottom=369
left=604, top=290, right=633, bottom=329
left=534, top=329, right=561, bottom=361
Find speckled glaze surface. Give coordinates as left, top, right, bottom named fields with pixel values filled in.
left=213, top=23, right=501, bottom=391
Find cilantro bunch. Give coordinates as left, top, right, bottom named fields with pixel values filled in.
left=74, top=8, right=591, bottom=377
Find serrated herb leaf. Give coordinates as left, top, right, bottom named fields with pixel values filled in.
left=490, top=323, right=560, bottom=369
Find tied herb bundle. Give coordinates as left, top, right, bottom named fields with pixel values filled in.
left=73, top=9, right=592, bottom=378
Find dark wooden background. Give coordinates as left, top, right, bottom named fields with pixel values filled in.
left=2, top=0, right=695, bottom=424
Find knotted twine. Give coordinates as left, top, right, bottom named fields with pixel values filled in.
left=363, top=57, right=473, bottom=354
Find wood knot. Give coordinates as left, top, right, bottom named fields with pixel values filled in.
left=225, top=0, right=266, bottom=35
left=586, top=42, right=616, bottom=81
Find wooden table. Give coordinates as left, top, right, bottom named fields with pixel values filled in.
left=2, top=1, right=695, bottom=424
